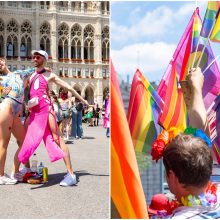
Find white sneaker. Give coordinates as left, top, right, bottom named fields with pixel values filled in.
left=63, top=137, right=68, bottom=141
left=60, top=173, right=77, bottom=186
left=0, top=174, right=17, bottom=185
left=11, top=171, right=25, bottom=182
left=19, top=167, right=32, bottom=175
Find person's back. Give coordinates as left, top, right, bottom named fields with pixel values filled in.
left=150, top=127, right=220, bottom=219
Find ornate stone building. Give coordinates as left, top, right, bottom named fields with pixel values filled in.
left=0, top=1, right=110, bottom=106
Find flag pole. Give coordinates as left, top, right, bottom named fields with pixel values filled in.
left=195, top=9, right=220, bottom=68
left=191, top=36, right=201, bottom=68
left=202, top=54, right=220, bottom=74
left=190, top=3, right=199, bottom=69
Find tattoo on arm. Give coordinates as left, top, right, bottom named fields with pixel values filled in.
left=13, top=68, right=36, bottom=79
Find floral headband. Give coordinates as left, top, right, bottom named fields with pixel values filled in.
left=151, top=126, right=212, bottom=162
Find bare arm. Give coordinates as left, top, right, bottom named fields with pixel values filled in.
left=51, top=73, right=89, bottom=106
left=187, top=67, right=210, bottom=135
left=13, top=68, right=36, bottom=79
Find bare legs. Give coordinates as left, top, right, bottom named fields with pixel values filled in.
left=0, top=103, right=13, bottom=176
left=11, top=116, right=30, bottom=174
left=48, top=111, right=74, bottom=174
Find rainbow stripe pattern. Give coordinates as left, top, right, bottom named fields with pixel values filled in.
left=111, top=62, right=149, bottom=219
left=210, top=7, right=220, bottom=42
left=200, top=1, right=220, bottom=38
left=127, top=69, right=163, bottom=154
left=158, top=64, right=187, bottom=130
left=190, top=8, right=220, bottom=109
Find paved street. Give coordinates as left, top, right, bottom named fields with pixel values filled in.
left=0, top=124, right=110, bottom=219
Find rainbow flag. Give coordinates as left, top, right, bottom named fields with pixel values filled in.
left=158, top=8, right=220, bottom=112
left=189, top=8, right=220, bottom=109
left=210, top=10, right=220, bottom=42
left=158, top=63, right=187, bottom=130
left=157, top=9, right=195, bottom=99
left=208, top=94, right=220, bottom=164
left=157, top=10, right=197, bottom=129
left=127, top=69, right=163, bottom=154
left=111, top=62, right=148, bottom=219
left=200, top=1, right=220, bottom=38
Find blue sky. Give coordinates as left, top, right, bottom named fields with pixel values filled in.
left=111, top=1, right=220, bottom=83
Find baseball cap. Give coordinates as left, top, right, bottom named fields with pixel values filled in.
left=148, top=194, right=172, bottom=215
left=32, top=50, right=48, bottom=61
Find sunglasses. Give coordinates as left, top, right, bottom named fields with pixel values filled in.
left=32, top=55, right=42, bottom=60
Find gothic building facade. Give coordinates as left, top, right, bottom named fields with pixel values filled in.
left=0, top=1, right=110, bottom=106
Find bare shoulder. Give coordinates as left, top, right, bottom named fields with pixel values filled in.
left=44, top=71, right=56, bottom=81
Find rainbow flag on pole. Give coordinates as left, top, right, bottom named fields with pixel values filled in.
left=210, top=9, right=220, bottom=42
left=111, top=62, right=148, bottom=219
left=157, top=10, right=197, bottom=129
left=189, top=8, right=220, bottom=109
left=127, top=69, right=163, bottom=154
left=158, top=64, right=187, bottom=130
left=157, top=9, right=195, bottom=99
left=200, top=1, right=220, bottom=38
left=208, top=94, right=220, bottom=164
left=159, top=8, right=220, bottom=112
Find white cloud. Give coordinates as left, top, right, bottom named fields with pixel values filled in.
left=111, top=5, right=173, bottom=42
left=111, top=41, right=176, bottom=81
left=111, top=2, right=204, bottom=44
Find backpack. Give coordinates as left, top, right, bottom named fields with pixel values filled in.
left=75, top=102, right=83, bottom=111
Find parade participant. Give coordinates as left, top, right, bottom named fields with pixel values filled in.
left=184, top=67, right=216, bottom=160
left=18, top=50, right=89, bottom=186
left=151, top=129, right=220, bottom=218
left=185, top=67, right=210, bottom=135
left=71, top=97, right=84, bottom=139
left=50, top=91, right=62, bottom=126
left=94, top=104, right=101, bottom=126
left=149, top=67, right=220, bottom=218
left=59, top=89, right=71, bottom=140
left=0, top=58, right=35, bottom=184
left=103, top=93, right=110, bottom=137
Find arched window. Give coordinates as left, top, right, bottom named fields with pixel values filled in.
left=84, top=39, right=94, bottom=60
left=40, top=22, right=51, bottom=56
left=71, top=39, right=81, bottom=59
left=85, top=86, right=94, bottom=105
left=58, top=38, right=68, bottom=59
left=102, top=26, right=109, bottom=61
left=84, top=25, right=94, bottom=60
left=0, top=36, right=4, bottom=57
left=7, top=43, right=13, bottom=56
left=0, top=20, right=5, bottom=57
left=7, top=20, right=19, bottom=57
left=20, top=21, right=32, bottom=57
left=20, top=42, right=26, bottom=57
left=71, top=24, right=82, bottom=60
left=7, top=35, right=18, bottom=57
left=58, top=23, right=69, bottom=60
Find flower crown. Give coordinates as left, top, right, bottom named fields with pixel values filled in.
left=151, top=126, right=212, bottom=162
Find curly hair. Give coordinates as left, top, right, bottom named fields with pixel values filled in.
left=163, top=133, right=213, bottom=188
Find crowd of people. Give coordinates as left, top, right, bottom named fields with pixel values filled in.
left=0, top=50, right=110, bottom=187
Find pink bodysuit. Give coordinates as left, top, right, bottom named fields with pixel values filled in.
left=18, top=71, right=65, bottom=164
